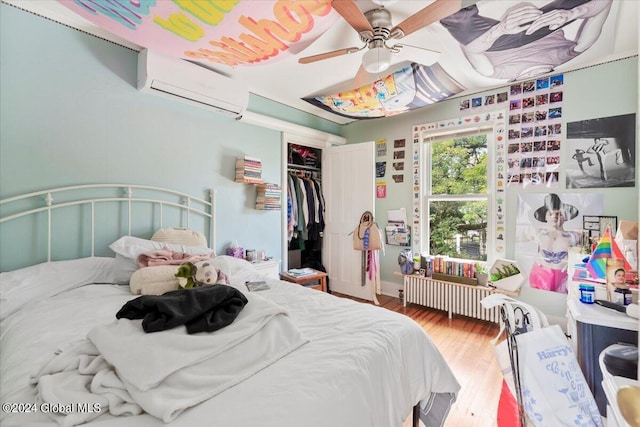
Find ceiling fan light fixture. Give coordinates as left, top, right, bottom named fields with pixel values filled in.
left=372, top=0, right=399, bottom=6
left=362, top=46, right=391, bottom=74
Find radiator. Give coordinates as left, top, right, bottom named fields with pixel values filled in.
left=404, top=275, right=500, bottom=323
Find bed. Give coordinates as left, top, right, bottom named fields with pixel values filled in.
left=0, top=184, right=460, bottom=427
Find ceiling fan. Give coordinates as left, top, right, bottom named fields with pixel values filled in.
left=299, top=0, right=468, bottom=85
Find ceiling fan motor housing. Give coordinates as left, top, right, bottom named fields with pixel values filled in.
left=361, top=8, right=392, bottom=46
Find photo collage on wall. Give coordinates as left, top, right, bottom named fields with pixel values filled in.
left=375, top=139, right=387, bottom=198
left=412, top=111, right=507, bottom=259
left=411, top=130, right=422, bottom=252
left=376, top=138, right=407, bottom=198
left=506, top=73, right=564, bottom=188
left=392, top=139, right=406, bottom=183
left=459, top=90, right=509, bottom=112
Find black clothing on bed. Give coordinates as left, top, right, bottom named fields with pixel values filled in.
left=116, top=285, right=248, bottom=334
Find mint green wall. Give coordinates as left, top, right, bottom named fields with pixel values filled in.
left=249, top=94, right=342, bottom=136
left=343, top=57, right=639, bottom=317
left=0, top=4, right=339, bottom=271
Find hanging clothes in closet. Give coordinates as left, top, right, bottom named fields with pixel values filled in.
left=287, top=171, right=325, bottom=251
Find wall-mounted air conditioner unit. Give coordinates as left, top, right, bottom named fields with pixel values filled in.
left=137, top=49, right=248, bottom=119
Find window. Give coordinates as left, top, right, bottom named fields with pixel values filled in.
left=422, top=128, right=493, bottom=261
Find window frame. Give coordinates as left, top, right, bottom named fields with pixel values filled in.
left=420, top=125, right=495, bottom=262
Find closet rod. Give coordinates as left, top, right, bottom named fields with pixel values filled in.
left=287, top=168, right=321, bottom=179
left=287, top=163, right=320, bottom=172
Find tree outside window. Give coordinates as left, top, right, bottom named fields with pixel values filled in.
left=423, top=132, right=490, bottom=261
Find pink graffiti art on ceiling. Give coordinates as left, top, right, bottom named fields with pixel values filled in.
left=58, top=0, right=339, bottom=67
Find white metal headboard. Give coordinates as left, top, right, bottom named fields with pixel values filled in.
left=0, top=184, right=215, bottom=271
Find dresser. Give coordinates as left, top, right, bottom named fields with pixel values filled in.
left=566, top=297, right=638, bottom=416
left=250, top=259, right=281, bottom=280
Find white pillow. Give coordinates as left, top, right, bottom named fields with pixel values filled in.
left=151, top=228, right=207, bottom=248
left=109, top=236, right=215, bottom=284
left=0, top=257, right=114, bottom=322
left=205, top=256, right=264, bottom=289
left=129, top=265, right=180, bottom=295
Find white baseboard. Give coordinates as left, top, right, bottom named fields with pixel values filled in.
left=380, top=280, right=402, bottom=298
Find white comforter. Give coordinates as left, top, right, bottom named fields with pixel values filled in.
left=30, top=292, right=307, bottom=426
left=1, top=257, right=460, bottom=427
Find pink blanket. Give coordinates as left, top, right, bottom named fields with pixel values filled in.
left=137, top=249, right=214, bottom=267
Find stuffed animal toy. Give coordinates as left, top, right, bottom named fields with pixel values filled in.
left=193, top=260, right=229, bottom=285
left=175, top=261, right=230, bottom=288
left=398, top=249, right=414, bottom=275
left=175, top=262, right=198, bottom=288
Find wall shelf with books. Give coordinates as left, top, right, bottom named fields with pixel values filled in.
left=256, top=183, right=281, bottom=210
left=235, top=155, right=264, bottom=184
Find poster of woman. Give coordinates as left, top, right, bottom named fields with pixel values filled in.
left=515, top=193, right=603, bottom=294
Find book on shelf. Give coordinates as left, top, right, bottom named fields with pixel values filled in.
left=237, top=156, right=262, bottom=166
left=245, top=280, right=270, bottom=291
left=430, top=256, right=477, bottom=279
left=256, top=182, right=281, bottom=209
left=256, top=183, right=281, bottom=190
left=238, top=169, right=262, bottom=176
left=235, top=156, right=263, bottom=184
left=236, top=177, right=264, bottom=184
left=286, top=268, right=315, bottom=277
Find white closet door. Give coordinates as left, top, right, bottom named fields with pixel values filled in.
left=323, top=141, right=375, bottom=300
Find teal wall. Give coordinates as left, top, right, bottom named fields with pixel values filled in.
left=343, top=56, right=639, bottom=317
left=0, top=4, right=339, bottom=271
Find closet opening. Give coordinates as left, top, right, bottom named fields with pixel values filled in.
left=286, top=143, right=325, bottom=274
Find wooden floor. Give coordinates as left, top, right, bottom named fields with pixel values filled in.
left=335, top=293, right=503, bottom=427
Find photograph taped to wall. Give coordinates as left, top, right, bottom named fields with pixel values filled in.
left=566, top=114, right=636, bottom=189
left=376, top=139, right=387, bottom=157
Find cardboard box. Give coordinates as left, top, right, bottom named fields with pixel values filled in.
left=489, top=259, right=525, bottom=292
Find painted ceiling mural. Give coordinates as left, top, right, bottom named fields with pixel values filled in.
left=59, top=0, right=616, bottom=120
left=305, top=0, right=615, bottom=119
left=58, top=0, right=340, bottom=66
left=304, top=63, right=464, bottom=119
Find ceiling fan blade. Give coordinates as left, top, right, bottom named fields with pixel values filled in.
left=390, top=0, right=464, bottom=39
left=298, top=47, right=361, bottom=64
left=394, top=43, right=441, bottom=66
left=331, top=0, right=374, bottom=37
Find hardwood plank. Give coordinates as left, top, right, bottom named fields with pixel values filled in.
left=334, top=293, right=502, bottom=427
